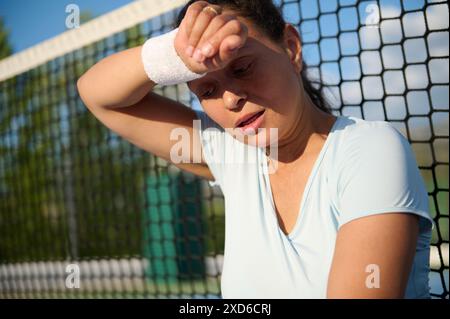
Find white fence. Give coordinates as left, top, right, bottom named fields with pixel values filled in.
left=1, top=244, right=447, bottom=295
left=0, top=255, right=224, bottom=295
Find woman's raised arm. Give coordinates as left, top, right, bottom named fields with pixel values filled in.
left=76, top=1, right=247, bottom=181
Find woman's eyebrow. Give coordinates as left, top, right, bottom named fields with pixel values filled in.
left=229, top=52, right=253, bottom=65
left=188, top=47, right=256, bottom=91
left=227, top=42, right=258, bottom=66
left=234, top=42, right=255, bottom=56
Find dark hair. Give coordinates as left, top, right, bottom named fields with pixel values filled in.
left=175, top=0, right=332, bottom=114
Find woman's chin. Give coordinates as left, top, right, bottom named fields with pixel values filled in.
left=230, top=126, right=278, bottom=149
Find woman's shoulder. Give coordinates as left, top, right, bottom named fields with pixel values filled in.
left=327, top=115, right=434, bottom=234
left=336, top=115, right=403, bottom=139
left=328, top=115, right=418, bottom=176
left=333, top=115, right=410, bottom=153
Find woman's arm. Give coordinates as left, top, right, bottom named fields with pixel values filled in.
left=327, top=213, right=419, bottom=298
left=77, top=1, right=247, bottom=180
left=77, top=46, right=214, bottom=179
left=77, top=46, right=153, bottom=109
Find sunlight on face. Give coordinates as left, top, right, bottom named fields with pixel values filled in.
left=188, top=11, right=303, bottom=149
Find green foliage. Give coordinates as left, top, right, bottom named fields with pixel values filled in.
left=0, top=29, right=218, bottom=261
left=0, top=16, right=12, bottom=59
left=0, top=37, right=150, bottom=261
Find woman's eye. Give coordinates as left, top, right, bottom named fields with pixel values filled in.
left=233, top=63, right=252, bottom=76
left=201, top=87, right=215, bottom=98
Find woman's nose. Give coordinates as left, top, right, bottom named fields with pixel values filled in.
left=223, top=89, right=247, bottom=110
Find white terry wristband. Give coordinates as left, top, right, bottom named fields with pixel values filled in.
left=141, top=28, right=206, bottom=86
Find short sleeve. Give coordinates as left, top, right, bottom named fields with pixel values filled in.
left=335, top=122, right=435, bottom=232
left=194, top=110, right=226, bottom=188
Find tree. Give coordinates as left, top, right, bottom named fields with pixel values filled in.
left=0, top=9, right=153, bottom=261
left=0, top=16, right=13, bottom=59
left=80, top=10, right=94, bottom=24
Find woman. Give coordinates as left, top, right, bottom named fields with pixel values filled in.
left=77, top=0, right=434, bottom=298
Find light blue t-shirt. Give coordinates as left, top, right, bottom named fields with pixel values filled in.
left=194, top=111, right=434, bottom=299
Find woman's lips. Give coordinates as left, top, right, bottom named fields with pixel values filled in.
left=238, top=110, right=265, bottom=134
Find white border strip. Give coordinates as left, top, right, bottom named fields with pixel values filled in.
left=0, top=0, right=188, bottom=82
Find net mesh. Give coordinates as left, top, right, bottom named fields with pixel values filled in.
left=0, top=0, right=448, bottom=299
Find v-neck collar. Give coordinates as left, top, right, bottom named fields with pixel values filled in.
left=260, top=116, right=343, bottom=240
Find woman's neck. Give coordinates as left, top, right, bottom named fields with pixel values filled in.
left=266, top=91, right=336, bottom=171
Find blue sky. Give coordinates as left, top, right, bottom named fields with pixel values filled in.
left=0, top=0, right=134, bottom=53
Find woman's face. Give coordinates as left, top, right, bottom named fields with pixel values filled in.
left=187, top=12, right=304, bottom=148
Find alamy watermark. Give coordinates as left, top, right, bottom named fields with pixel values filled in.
left=65, top=4, right=80, bottom=29
left=365, top=263, right=380, bottom=289
left=65, top=263, right=80, bottom=289
left=364, top=4, right=380, bottom=29
left=170, top=120, right=280, bottom=174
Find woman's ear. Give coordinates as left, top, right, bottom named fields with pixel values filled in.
left=283, top=24, right=303, bottom=74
